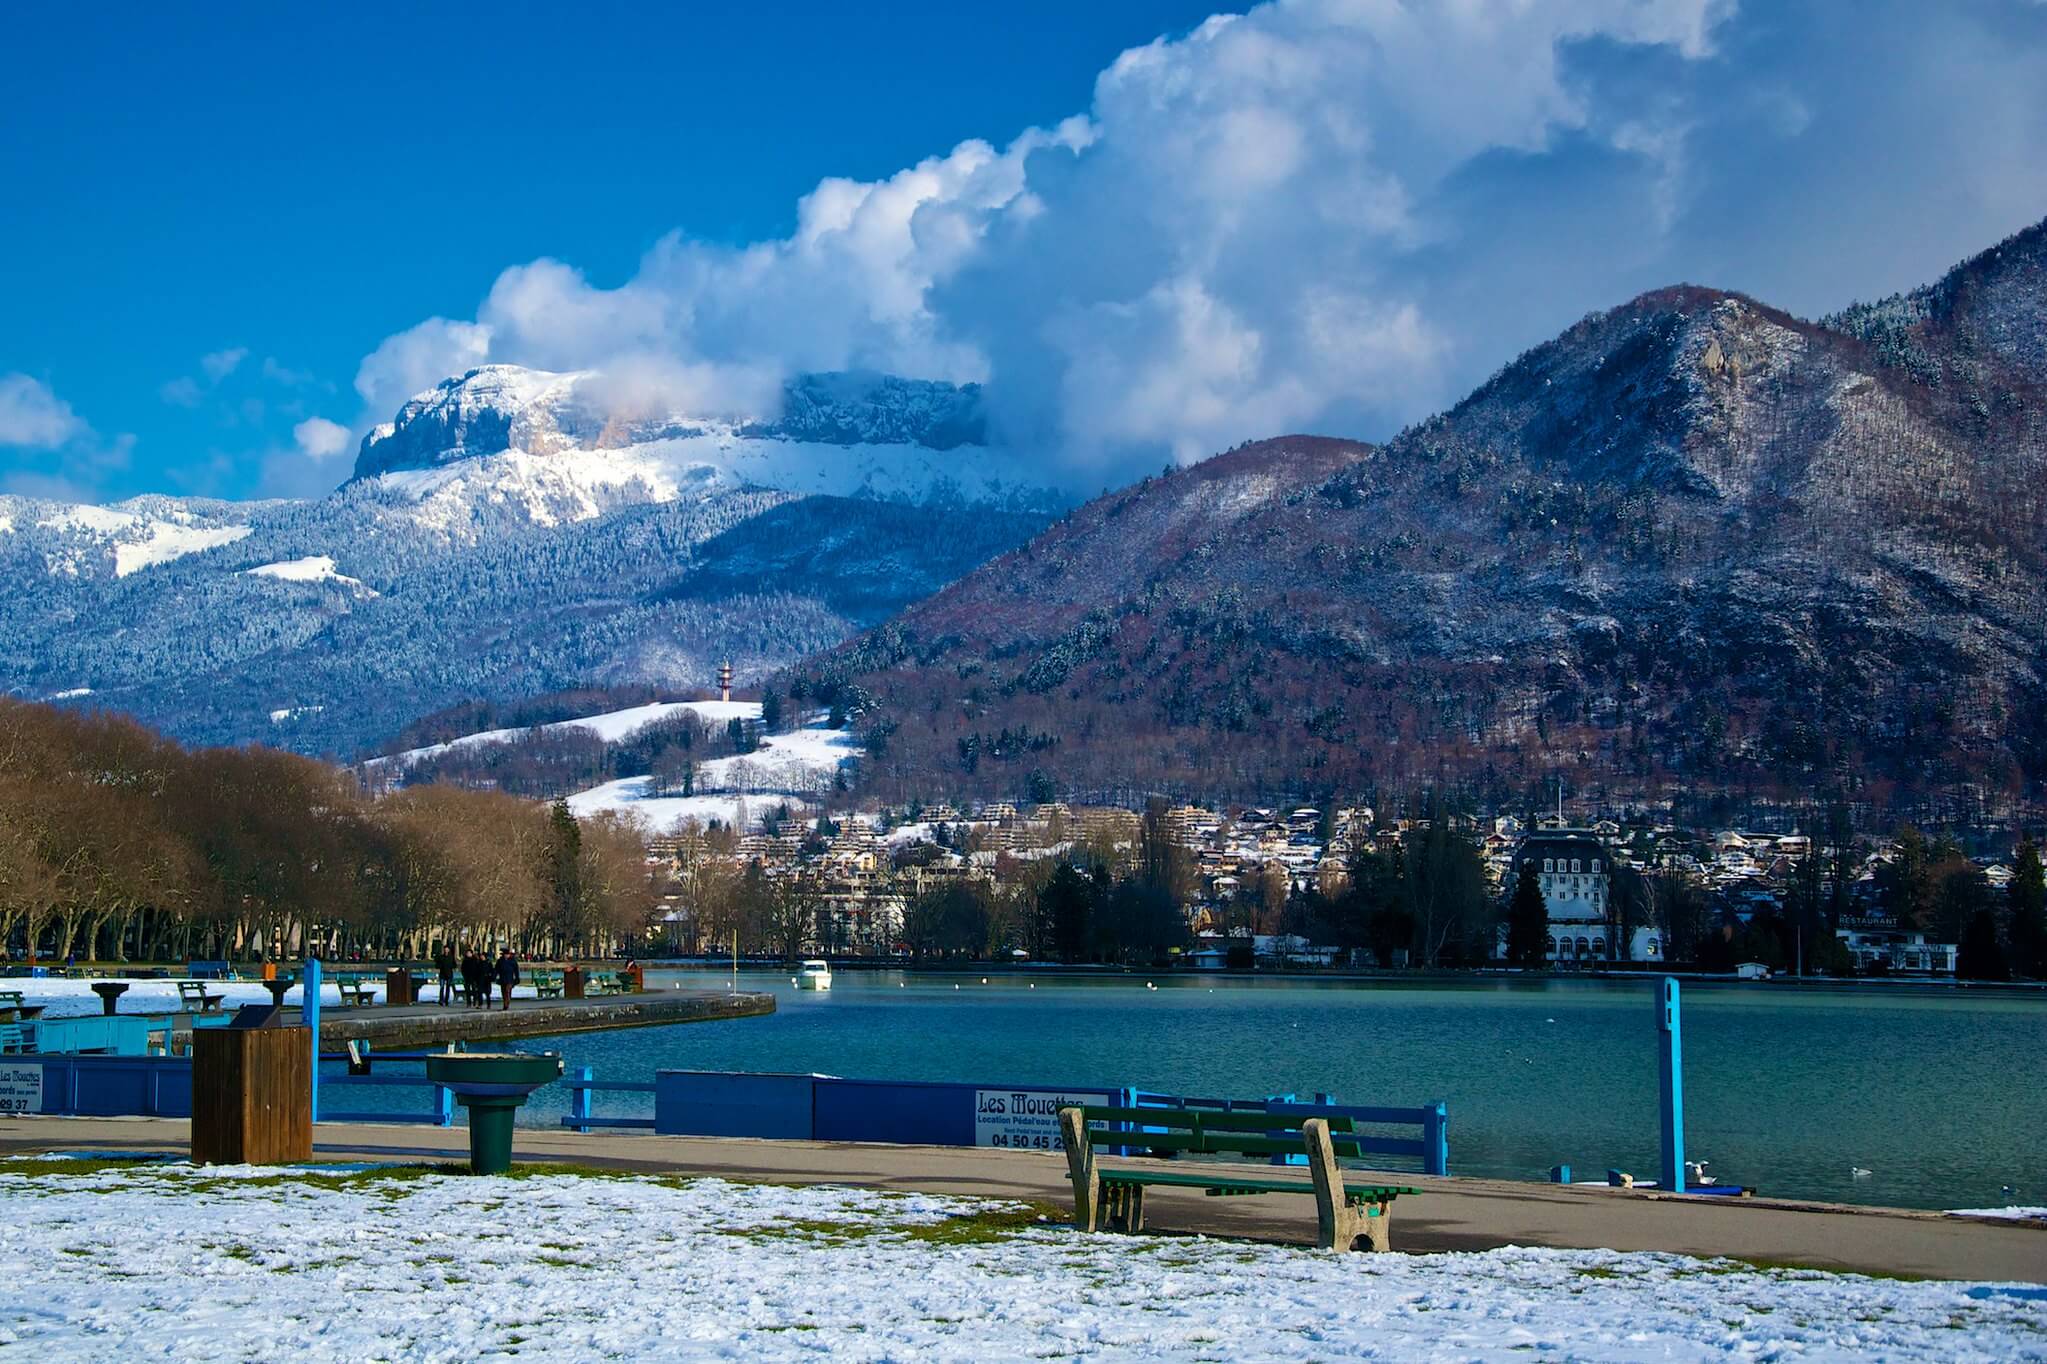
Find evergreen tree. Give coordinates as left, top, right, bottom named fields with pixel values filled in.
left=2007, top=840, right=2046, bottom=979
left=1505, top=860, right=1548, bottom=966
left=759, top=687, right=784, bottom=732
left=1957, top=907, right=2009, bottom=982
left=544, top=796, right=585, bottom=950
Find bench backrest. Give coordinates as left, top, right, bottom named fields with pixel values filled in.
left=0, top=991, right=23, bottom=1009
left=1075, top=1105, right=1370, bottom=1160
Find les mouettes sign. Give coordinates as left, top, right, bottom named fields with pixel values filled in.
left=973, top=1087, right=1115, bottom=1151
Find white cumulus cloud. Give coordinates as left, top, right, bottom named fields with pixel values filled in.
left=350, top=0, right=2047, bottom=485
left=0, top=374, right=86, bottom=448
left=200, top=346, right=249, bottom=382
left=293, top=416, right=353, bottom=461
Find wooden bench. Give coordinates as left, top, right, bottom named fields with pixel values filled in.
left=1059, top=1105, right=1419, bottom=1252
left=176, top=981, right=225, bottom=1013
left=331, top=976, right=376, bottom=1008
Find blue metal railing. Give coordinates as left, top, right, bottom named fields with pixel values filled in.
left=561, top=1065, right=656, bottom=1132
left=317, top=1050, right=454, bottom=1126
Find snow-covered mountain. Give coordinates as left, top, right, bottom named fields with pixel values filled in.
left=2, top=366, right=1062, bottom=755
left=350, top=365, right=1044, bottom=525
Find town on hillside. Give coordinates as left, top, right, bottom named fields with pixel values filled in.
left=644, top=794, right=2045, bottom=982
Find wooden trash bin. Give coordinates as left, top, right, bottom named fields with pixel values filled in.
left=385, top=968, right=416, bottom=1006
left=191, top=1022, right=312, bottom=1165
left=563, top=966, right=585, bottom=1000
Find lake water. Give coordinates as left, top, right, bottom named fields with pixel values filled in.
left=503, top=970, right=2046, bottom=1212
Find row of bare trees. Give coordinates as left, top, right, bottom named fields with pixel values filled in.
left=0, top=700, right=656, bottom=964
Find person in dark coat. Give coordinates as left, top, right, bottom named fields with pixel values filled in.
left=494, top=948, right=520, bottom=1012
left=434, top=943, right=458, bottom=1006
left=461, top=950, right=486, bottom=1008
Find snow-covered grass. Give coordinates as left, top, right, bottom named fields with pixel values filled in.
left=1, top=1158, right=2041, bottom=1361
left=7, top=977, right=540, bottom=1020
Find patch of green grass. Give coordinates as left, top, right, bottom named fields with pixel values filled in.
left=901, top=1202, right=1062, bottom=1246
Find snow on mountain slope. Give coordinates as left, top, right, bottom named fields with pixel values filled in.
left=565, top=780, right=787, bottom=833
left=366, top=699, right=757, bottom=771
left=352, top=365, right=1056, bottom=536
left=697, top=721, right=861, bottom=795
left=1, top=494, right=256, bottom=578
left=0, top=359, right=1060, bottom=756
left=244, top=556, right=371, bottom=592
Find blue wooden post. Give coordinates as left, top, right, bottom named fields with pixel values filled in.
left=570, top=1065, right=594, bottom=1133
left=303, top=958, right=322, bottom=1124
left=1657, top=976, right=1685, bottom=1194
left=1550, top=1163, right=1572, bottom=1184
left=434, top=1081, right=454, bottom=1127
left=1422, top=1101, right=1449, bottom=1177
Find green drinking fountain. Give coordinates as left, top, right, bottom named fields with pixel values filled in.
left=424, top=1051, right=564, bottom=1174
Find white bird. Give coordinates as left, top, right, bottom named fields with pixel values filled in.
left=1851, top=1167, right=1873, bottom=1179
left=1545, top=1018, right=1556, bottom=1024
left=981, top=977, right=989, bottom=984
left=1685, top=1160, right=1717, bottom=1186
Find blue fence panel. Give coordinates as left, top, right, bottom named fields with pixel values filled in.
left=813, top=1077, right=1123, bottom=1149
left=654, top=1070, right=820, bottom=1139
left=563, top=1066, right=657, bottom=1132
left=6, top=1054, right=193, bottom=1117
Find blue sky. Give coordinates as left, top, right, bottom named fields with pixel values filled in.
left=0, top=1, right=1227, bottom=499
left=5, top=1, right=2046, bottom=502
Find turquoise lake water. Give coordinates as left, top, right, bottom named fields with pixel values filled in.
left=498, top=970, right=2046, bottom=1212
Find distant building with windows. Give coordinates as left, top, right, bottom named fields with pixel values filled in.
left=1508, top=831, right=1655, bottom=963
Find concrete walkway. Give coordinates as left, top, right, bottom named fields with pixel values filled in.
left=4, top=1116, right=2040, bottom=1283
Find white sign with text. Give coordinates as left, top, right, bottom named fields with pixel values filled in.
left=0, top=1064, right=43, bottom=1115
left=972, top=1087, right=1115, bottom=1152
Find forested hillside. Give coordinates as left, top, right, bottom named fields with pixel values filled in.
left=0, top=364, right=1057, bottom=757
left=793, top=220, right=2047, bottom=819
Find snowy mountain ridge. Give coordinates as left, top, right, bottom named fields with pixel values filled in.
left=354, top=363, right=997, bottom=477
left=0, top=363, right=1061, bottom=755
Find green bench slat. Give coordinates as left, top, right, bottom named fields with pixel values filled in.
left=1100, top=1169, right=1417, bottom=1198
left=1079, top=1105, right=1356, bottom=1134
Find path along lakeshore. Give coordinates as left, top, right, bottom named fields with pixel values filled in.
left=496, top=968, right=2047, bottom=1214
left=2, top=1115, right=2040, bottom=1284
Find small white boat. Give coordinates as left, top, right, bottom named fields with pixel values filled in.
left=795, top=959, right=833, bottom=991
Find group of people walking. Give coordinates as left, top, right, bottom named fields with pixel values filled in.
left=434, top=944, right=519, bottom=1011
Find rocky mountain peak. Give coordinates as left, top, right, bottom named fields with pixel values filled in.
left=353, top=364, right=989, bottom=481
